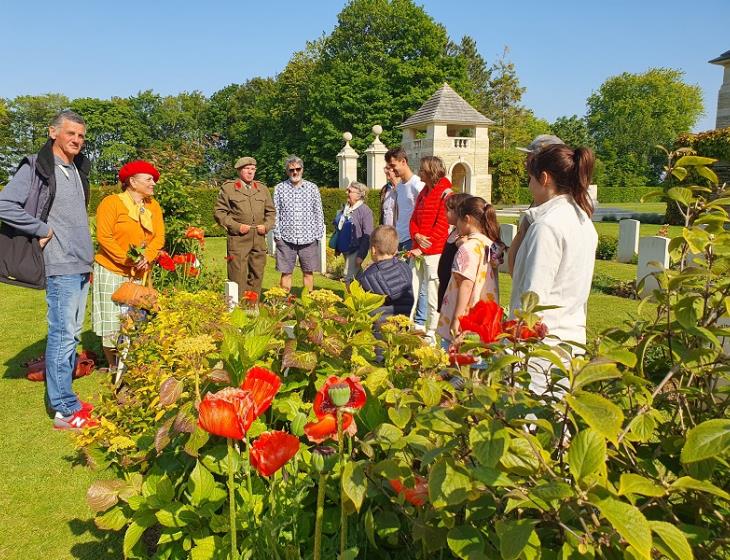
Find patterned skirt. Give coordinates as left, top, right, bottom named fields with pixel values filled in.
left=92, top=262, right=128, bottom=347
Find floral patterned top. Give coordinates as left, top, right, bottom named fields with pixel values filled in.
left=436, top=232, right=499, bottom=343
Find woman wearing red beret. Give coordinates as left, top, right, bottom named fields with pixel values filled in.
left=92, top=160, right=165, bottom=369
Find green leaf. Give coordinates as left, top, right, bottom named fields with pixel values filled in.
left=86, top=479, right=125, bottom=513
left=362, top=367, right=389, bottom=394
left=429, top=459, right=472, bottom=508
left=680, top=419, right=730, bottom=463
left=471, top=466, right=515, bottom=488
left=618, top=474, right=666, bottom=497
left=495, top=519, right=539, bottom=560
left=568, top=429, right=606, bottom=482
left=649, top=521, right=693, bottom=560
left=573, top=360, right=622, bottom=391
left=388, top=407, right=411, bottom=429
left=530, top=481, right=573, bottom=503
left=667, top=186, right=692, bottom=205
left=123, top=520, right=147, bottom=557
left=675, top=155, right=717, bottom=167
left=342, top=461, right=367, bottom=513
left=190, top=535, right=219, bottom=560
left=184, top=425, right=210, bottom=458
left=627, top=412, right=656, bottom=443
left=95, top=506, right=129, bottom=531
left=156, top=504, right=198, bottom=528
left=447, top=525, right=488, bottom=560
left=188, top=462, right=215, bottom=507
left=591, top=495, right=652, bottom=559
left=671, top=167, right=688, bottom=182
left=469, top=419, right=510, bottom=468
left=418, top=377, right=442, bottom=407
left=565, top=392, right=624, bottom=445
left=364, top=508, right=378, bottom=549
left=670, top=476, right=730, bottom=501
left=696, top=165, right=719, bottom=185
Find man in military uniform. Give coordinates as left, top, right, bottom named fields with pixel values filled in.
left=214, top=157, right=275, bottom=296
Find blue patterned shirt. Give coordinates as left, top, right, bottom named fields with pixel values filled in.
left=272, top=179, right=325, bottom=245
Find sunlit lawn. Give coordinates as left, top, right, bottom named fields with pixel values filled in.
left=0, top=237, right=652, bottom=559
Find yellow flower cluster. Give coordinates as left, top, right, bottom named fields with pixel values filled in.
left=411, top=345, right=449, bottom=370
left=307, top=289, right=343, bottom=307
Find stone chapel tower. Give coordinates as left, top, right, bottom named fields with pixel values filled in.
left=710, top=50, right=730, bottom=129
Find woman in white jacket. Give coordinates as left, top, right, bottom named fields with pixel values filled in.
left=510, top=144, right=598, bottom=394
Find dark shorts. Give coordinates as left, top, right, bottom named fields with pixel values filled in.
left=275, top=239, right=321, bottom=274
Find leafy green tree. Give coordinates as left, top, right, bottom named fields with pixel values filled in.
left=70, top=97, right=149, bottom=182
left=7, top=93, right=70, bottom=157
left=484, top=47, right=525, bottom=150
left=550, top=114, right=594, bottom=149
left=451, top=35, right=491, bottom=117
left=587, top=68, right=704, bottom=185
left=0, top=98, right=12, bottom=183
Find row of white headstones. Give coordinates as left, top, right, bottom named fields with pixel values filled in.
left=223, top=219, right=667, bottom=305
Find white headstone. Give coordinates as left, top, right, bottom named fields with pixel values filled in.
left=319, top=233, right=327, bottom=273
left=617, top=219, right=640, bottom=263
left=588, top=184, right=598, bottom=207
left=499, top=223, right=518, bottom=273
left=637, top=236, right=670, bottom=298
left=266, top=230, right=275, bottom=256
left=337, top=132, right=359, bottom=189
left=224, top=281, right=239, bottom=311
left=365, top=124, right=387, bottom=189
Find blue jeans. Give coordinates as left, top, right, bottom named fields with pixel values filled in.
left=398, top=239, right=427, bottom=326
left=45, top=273, right=89, bottom=416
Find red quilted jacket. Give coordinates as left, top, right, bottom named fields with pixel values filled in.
left=409, top=177, right=452, bottom=255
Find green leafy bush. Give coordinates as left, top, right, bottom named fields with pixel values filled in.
left=595, top=234, right=617, bottom=260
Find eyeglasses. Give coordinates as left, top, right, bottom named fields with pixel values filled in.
left=287, top=167, right=303, bottom=173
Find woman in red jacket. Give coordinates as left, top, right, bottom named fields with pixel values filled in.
left=409, top=156, right=452, bottom=340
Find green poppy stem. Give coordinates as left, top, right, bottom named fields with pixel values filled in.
left=313, top=473, right=327, bottom=560
left=244, top=433, right=253, bottom=499
left=337, top=409, right=347, bottom=559
left=227, top=437, right=238, bottom=560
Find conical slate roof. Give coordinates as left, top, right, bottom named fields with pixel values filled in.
left=709, top=50, right=730, bottom=64
left=399, top=83, right=494, bottom=128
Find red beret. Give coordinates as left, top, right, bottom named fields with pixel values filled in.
left=118, top=160, right=160, bottom=184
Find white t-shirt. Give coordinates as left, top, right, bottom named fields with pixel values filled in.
left=395, top=174, right=424, bottom=243
left=510, top=194, right=597, bottom=347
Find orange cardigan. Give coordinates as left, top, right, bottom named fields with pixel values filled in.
left=94, top=194, right=165, bottom=276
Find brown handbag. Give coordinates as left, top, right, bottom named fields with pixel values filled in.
left=111, top=271, right=158, bottom=311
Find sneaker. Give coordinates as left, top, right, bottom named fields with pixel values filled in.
left=412, top=324, right=426, bottom=333
left=53, top=410, right=98, bottom=431
left=80, top=401, right=94, bottom=413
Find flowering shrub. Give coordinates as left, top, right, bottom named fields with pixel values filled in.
left=78, top=151, right=730, bottom=560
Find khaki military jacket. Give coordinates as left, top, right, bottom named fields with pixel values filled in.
left=214, top=179, right=275, bottom=235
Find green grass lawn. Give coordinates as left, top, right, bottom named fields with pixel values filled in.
left=0, top=238, right=653, bottom=559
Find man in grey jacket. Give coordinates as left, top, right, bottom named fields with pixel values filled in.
left=0, top=110, right=97, bottom=430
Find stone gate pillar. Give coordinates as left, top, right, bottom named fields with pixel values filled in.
left=365, top=125, right=387, bottom=189
left=337, top=132, right=358, bottom=189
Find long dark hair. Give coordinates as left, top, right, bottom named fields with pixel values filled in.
left=526, top=144, right=595, bottom=217
left=457, top=196, right=502, bottom=246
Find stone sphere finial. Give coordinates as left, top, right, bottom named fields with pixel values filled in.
left=372, top=124, right=383, bottom=136
left=343, top=131, right=352, bottom=143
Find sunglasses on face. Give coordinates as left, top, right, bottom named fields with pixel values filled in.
left=287, top=167, right=303, bottom=173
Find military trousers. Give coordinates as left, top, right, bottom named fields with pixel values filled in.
left=227, top=232, right=267, bottom=295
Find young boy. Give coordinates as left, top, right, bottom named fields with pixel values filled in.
left=355, top=225, right=414, bottom=322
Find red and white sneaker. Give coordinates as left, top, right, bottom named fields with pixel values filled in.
left=80, top=401, right=94, bottom=413
left=53, top=410, right=99, bottom=431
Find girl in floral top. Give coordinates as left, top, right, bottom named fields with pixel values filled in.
left=436, top=197, right=504, bottom=347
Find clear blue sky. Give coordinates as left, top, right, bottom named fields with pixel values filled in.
left=1, top=0, right=727, bottom=132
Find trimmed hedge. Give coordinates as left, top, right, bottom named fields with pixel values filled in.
left=511, top=186, right=660, bottom=205
left=88, top=185, right=382, bottom=235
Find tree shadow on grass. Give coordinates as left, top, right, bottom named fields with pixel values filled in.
left=67, top=517, right=122, bottom=559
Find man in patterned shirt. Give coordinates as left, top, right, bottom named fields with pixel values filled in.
left=272, top=155, right=325, bottom=292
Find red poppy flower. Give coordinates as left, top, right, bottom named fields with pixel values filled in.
left=389, top=476, right=428, bottom=507
left=313, top=376, right=367, bottom=418
left=250, top=431, right=300, bottom=476
left=459, top=300, right=504, bottom=343
left=185, top=226, right=205, bottom=242
left=304, top=413, right=356, bottom=443
left=242, top=291, right=258, bottom=303
left=503, top=320, right=548, bottom=342
left=156, top=251, right=176, bottom=272
left=198, top=387, right=256, bottom=439
left=448, top=351, right=477, bottom=366
left=240, top=366, right=281, bottom=418
left=173, top=253, right=196, bottom=265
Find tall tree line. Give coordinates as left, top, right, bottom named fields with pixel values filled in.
left=0, top=0, right=704, bottom=192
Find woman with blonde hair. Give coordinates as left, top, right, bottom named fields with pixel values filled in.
left=92, top=160, right=165, bottom=369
